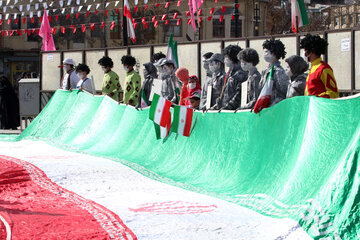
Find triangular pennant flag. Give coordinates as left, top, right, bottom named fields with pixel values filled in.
left=39, top=10, right=56, bottom=51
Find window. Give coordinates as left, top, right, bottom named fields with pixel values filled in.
left=165, top=11, right=182, bottom=37
left=90, top=15, right=101, bottom=38
left=110, top=9, right=121, bottom=39
left=73, top=14, right=85, bottom=43
left=341, top=16, right=346, bottom=25
left=334, top=17, right=339, bottom=26
left=213, top=8, right=230, bottom=38
left=349, top=15, right=353, bottom=25
left=357, top=13, right=360, bottom=24
left=231, top=18, right=242, bottom=38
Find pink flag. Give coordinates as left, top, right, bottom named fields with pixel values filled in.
left=188, top=0, right=202, bottom=32
left=39, top=10, right=56, bottom=51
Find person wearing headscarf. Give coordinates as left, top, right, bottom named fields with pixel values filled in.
left=175, top=67, right=190, bottom=106
left=136, top=62, right=157, bottom=108
left=284, top=55, right=309, bottom=98
left=0, top=76, right=20, bottom=129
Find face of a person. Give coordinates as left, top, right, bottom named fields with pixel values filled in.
left=77, top=70, right=86, bottom=80
left=188, top=78, right=197, bottom=84
left=285, top=62, right=293, bottom=78
left=224, top=56, right=233, bottom=68
left=143, top=66, right=148, bottom=77
left=240, top=60, right=253, bottom=72
left=162, top=65, right=173, bottom=75
left=190, top=98, right=200, bottom=108
left=63, top=64, right=71, bottom=72
left=203, top=57, right=210, bottom=70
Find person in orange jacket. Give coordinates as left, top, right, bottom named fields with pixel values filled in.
left=300, top=34, right=339, bottom=99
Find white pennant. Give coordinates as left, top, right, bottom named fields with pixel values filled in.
left=105, top=2, right=110, bottom=8
left=13, top=13, right=17, bottom=19
left=96, top=3, right=100, bottom=9
left=6, top=0, right=10, bottom=6
left=43, top=3, right=48, bottom=9
left=62, top=8, right=66, bottom=14
left=144, top=0, right=148, bottom=4
left=10, top=5, right=14, bottom=9
left=5, top=14, right=9, bottom=20
left=0, top=15, right=2, bottom=20
left=27, top=4, right=30, bottom=11
left=87, top=5, right=92, bottom=11
left=115, top=1, right=119, bottom=7
left=19, top=5, right=23, bottom=11
left=76, top=0, right=80, bottom=5
left=14, top=0, right=18, bottom=5
left=39, top=0, right=43, bottom=2
left=67, top=0, right=72, bottom=6
left=78, top=6, right=83, bottom=11
left=37, top=11, right=41, bottom=17
left=22, top=12, right=25, bottom=16
left=59, top=1, right=64, bottom=7
left=71, top=7, right=74, bottom=14
left=0, top=1, right=2, bottom=7
left=30, top=0, right=34, bottom=3
left=29, top=12, right=33, bottom=18
left=135, top=0, right=138, bottom=5
left=84, top=0, right=87, bottom=3
left=35, top=3, right=39, bottom=10
left=3, top=7, right=7, bottom=13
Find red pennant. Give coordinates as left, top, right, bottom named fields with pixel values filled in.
left=100, top=22, right=105, bottom=29
left=186, top=11, right=190, bottom=17
left=221, top=6, right=226, bottom=13
left=115, top=8, right=119, bottom=14
left=161, top=14, right=167, bottom=21
left=199, top=17, right=203, bottom=23
left=86, top=11, right=90, bottom=18
left=165, top=20, right=169, bottom=25
left=7, top=19, right=11, bottom=25
left=207, top=16, right=212, bottom=21
left=82, top=24, right=86, bottom=32
left=143, top=22, right=148, bottom=29
left=187, top=19, right=191, bottom=25
left=94, top=11, right=99, bottom=15
left=142, top=17, right=146, bottom=23
left=32, top=29, right=36, bottom=34
left=198, top=9, right=203, bottom=16
left=36, top=29, right=40, bottom=36
left=31, top=17, right=34, bottom=23
left=104, top=10, right=109, bottom=16
left=0, top=20, right=2, bottom=25
left=144, top=5, right=148, bottom=11
left=177, top=0, right=182, bottom=6
left=176, top=18, right=181, bottom=26
left=40, top=16, right=43, bottom=23
left=165, top=2, right=170, bottom=8
left=154, top=21, right=159, bottom=28
left=132, top=18, right=136, bottom=24
left=210, top=8, right=215, bottom=15
left=66, top=14, right=70, bottom=20
left=110, top=21, right=115, bottom=30
left=173, top=12, right=178, bottom=19
left=76, top=13, right=80, bottom=19
left=90, top=23, right=95, bottom=31
left=14, top=18, right=18, bottom=24
left=215, top=0, right=218, bottom=2
left=48, top=16, right=51, bottom=22
left=133, top=22, right=138, bottom=29
left=236, top=3, right=240, bottom=8
left=134, top=6, right=138, bottom=13
left=152, top=16, right=156, bottom=23
left=23, top=17, right=26, bottom=24
left=155, top=3, right=160, bottom=7
left=220, top=15, right=224, bottom=22
left=10, top=30, right=14, bottom=36
left=61, top=26, right=66, bottom=34
left=23, top=29, right=27, bottom=34
left=16, top=30, right=21, bottom=36
left=72, top=27, right=76, bottom=34
left=52, top=27, right=57, bottom=34
left=6, top=31, right=9, bottom=36
left=55, top=15, right=59, bottom=21
left=232, top=15, right=235, bottom=20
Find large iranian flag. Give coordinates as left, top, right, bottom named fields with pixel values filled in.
left=254, top=65, right=274, bottom=114
left=172, top=105, right=193, bottom=137
left=166, top=34, right=178, bottom=68
left=291, top=0, right=309, bottom=33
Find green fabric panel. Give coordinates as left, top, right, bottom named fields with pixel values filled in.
left=4, top=90, right=360, bottom=239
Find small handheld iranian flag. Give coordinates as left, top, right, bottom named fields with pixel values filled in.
left=254, top=65, right=274, bottom=114
left=172, top=105, right=194, bottom=137
left=140, top=90, right=149, bottom=108
left=149, top=94, right=172, bottom=139
left=291, top=0, right=309, bottom=33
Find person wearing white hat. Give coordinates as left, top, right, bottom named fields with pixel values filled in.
left=59, top=58, right=80, bottom=90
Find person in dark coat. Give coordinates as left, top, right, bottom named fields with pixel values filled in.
left=136, top=62, right=158, bottom=108
left=0, top=76, right=20, bottom=130
left=285, top=55, right=309, bottom=98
